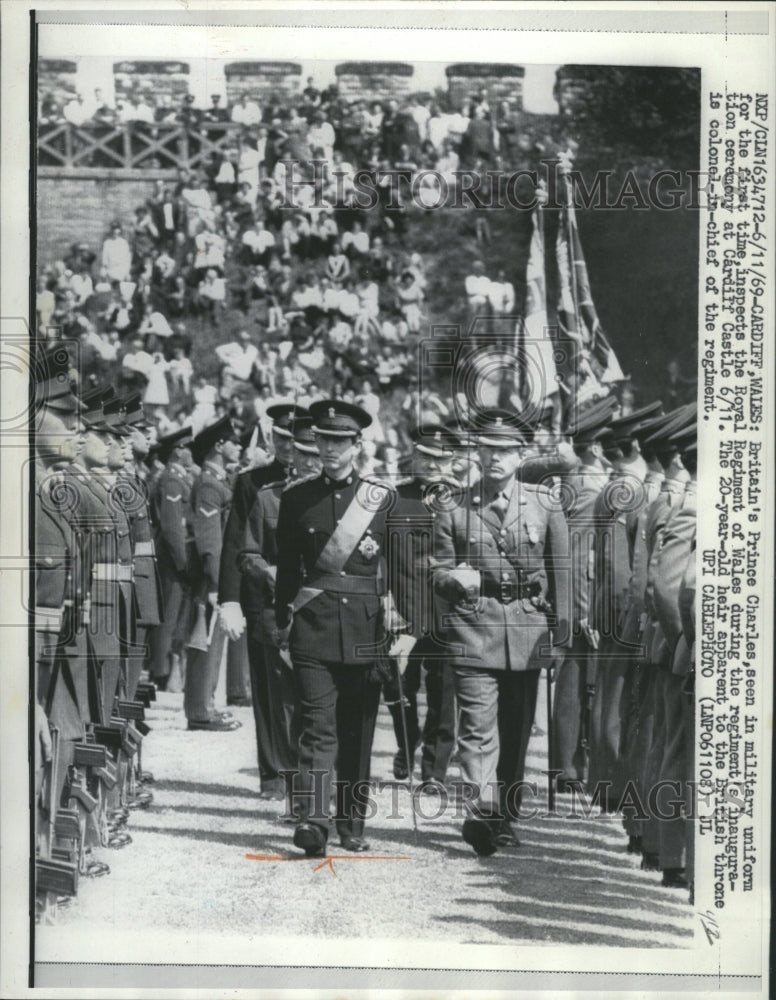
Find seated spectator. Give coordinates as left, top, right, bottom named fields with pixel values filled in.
left=196, top=267, right=226, bottom=318
left=63, top=92, right=91, bottom=126
left=194, top=222, right=226, bottom=274
left=215, top=329, right=259, bottom=399
left=138, top=304, right=174, bottom=344
left=487, top=267, right=515, bottom=314
left=395, top=268, right=424, bottom=333
left=241, top=219, right=276, bottom=265
left=180, top=174, right=215, bottom=236
left=69, top=265, right=94, bottom=307
left=36, top=275, right=56, bottom=331
left=341, top=220, right=370, bottom=259
left=121, top=335, right=153, bottom=393
left=326, top=241, right=350, bottom=284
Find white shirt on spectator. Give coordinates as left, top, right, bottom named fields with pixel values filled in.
left=465, top=273, right=493, bottom=304
left=487, top=279, right=515, bottom=313
left=231, top=100, right=262, bottom=126
left=195, top=231, right=226, bottom=271
left=215, top=341, right=259, bottom=382
left=342, top=229, right=369, bottom=255
left=122, top=349, right=153, bottom=378
left=70, top=272, right=93, bottom=305
left=101, top=235, right=132, bottom=282
left=242, top=228, right=275, bottom=255
left=198, top=275, right=226, bottom=301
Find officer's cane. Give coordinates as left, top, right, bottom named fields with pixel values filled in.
left=393, top=654, right=419, bottom=842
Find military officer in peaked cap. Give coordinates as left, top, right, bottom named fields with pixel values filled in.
left=238, top=416, right=322, bottom=803
left=218, top=404, right=308, bottom=789
left=274, top=399, right=394, bottom=856
left=383, top=422, right=460, bottom=790
left=550, top=396, right=618, bottom=795
left=185, top=416, right=242, bottom=731
left=430, top=409, right=571, bottom=856
left=148, top=426, right=194, bottom=688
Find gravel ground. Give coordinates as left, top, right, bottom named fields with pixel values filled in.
left=36, top=678, right=694, bottom=961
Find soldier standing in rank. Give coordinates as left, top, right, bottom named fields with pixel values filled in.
left=648, top=420, right=697, bottom=890
left=34, top=366, right=91, bottom=866
left=586, top=401, right=663, bottom=806
left=384, top=423, right=460, bottom=791
left=617, top=408, right=672, bottom=852
left=148, top=427, right=194, bottom=690
left=238, top=417, right=322, bottom=803
left=551, top=397, right=618, bottom=794
left=637, top=403, right=695, bottom=872
left=273, top=400, right=394, bottom=856
left=430, top=410, right=571, bottom=857
left=185, top=416, right=242, bottom=732
left=218, top=405, right=307, bottom=792
left=118, top=394, right=163, bottom=702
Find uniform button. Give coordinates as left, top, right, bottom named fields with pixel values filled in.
left=502, top=572, right=510, bottom=581
left=335, top=493, right=341, bottom=500
left=341, top=597, right=348, bottom=604
left=308, top=527, right=315, bottom=533
left=340, top=571, right=346, bottom=577
left=500, top=529, right=506, bottom=537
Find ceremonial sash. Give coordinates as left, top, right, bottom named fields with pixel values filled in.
left=291, top=480, right=388, bottom=613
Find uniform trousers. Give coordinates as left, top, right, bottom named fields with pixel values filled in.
left=682, top=680, right=695, bottom=884
left=551, top=636, right=594, bottom=784
left=453, top=666, right=540, bottom=821
left=184, top=614, right=226, bottom=722
left=588, top=629, right=632, bottom=800
left=226, top=631, right=251, bottom=702
left=382, top=639, right=456, bottom=781
left=619, top=662, right=655, bottom=838
left=654, top=668, right=687, bottom=870
left=291, top=657, right=381, bottom=842
left=246, top=617, right=300, bottom=794
left=148, top=564, right=188, bottom=681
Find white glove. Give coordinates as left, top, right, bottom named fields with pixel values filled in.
left=448, top=563, right=481, bottom=600
left=219, top=601, right=246, bottom=641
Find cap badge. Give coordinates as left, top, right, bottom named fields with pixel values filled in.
left=328, top=407, right=335, bottom=419
left=433, top=431, right=441, bottom=442
left=358, top=535, right=379, bottom=560
left=494, top=417, right=503, bottom=428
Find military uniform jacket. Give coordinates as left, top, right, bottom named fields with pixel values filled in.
left=562, top=465, right=610, bottom=631
left=652, top=483, right=697, bottom=675
left=34, top=461, right=75, bottom=636
left=218, top=458, right=288, bottom=609
left=238, top=481, right=283, bottom=637
left=61, top=463, right=120, bottom=659
left=190, top=461, right=232, bottom=596
left=430, top=478, right=571, bottom=672
left=121, top=466, right=163, bottom=626
left=153, top=463, right=193, bottom=578
left=643, top=477, right=689, bottom=668
left=591, top=469, right=643, bottom=635
left=274, top=470, right=394, bottom=666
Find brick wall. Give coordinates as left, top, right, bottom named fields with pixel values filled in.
left=37, top=174, right=162, bottom=265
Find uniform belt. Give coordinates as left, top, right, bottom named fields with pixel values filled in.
left=134, top=541, right=155, bottom=556
left=483, top=579, right=542, bottom=604
left=35, top=606, right=63, bottom=631
left=93, top=563, right=133, bottom=582
left=305, top=574, right=385, bottom=596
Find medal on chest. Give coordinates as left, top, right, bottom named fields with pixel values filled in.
left=358, top=529, right=380, bottom=560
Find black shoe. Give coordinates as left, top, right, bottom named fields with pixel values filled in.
left=393, top=751, right=411, bottom=780
left=227, top=696, right=252, bottom=707
left=340, top=836, right=370, bottom=853
left=627, top=835, right=643, bottom=854
left=661, top=868, right=689, bottom=889
left=641, top=851, right=660, bottom=871
left=258, top=785, right=286, bottom=800
left=293, top=822, right=326, bottom=858
left=462, top=817, right=497, bottom=857
left=493, top=820, right=521, bottom=849
left=420, top=777, right=446, bottom=795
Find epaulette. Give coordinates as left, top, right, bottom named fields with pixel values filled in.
left=259, top=479, right=285, bottom=492
left=283, top=472, right=319, bottom=492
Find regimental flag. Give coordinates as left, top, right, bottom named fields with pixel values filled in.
left=556, top=168, right=626, bottom=408
left=518, top=206, right=559, bottom=414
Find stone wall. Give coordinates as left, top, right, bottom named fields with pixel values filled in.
left=446, top=63, right=525, bottom=111
left=224, top=62, right=302, bottom=104
left=334, top=62, right=415, bottom=102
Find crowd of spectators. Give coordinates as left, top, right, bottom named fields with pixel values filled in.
left=39, top=76, right=552, bottom=464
